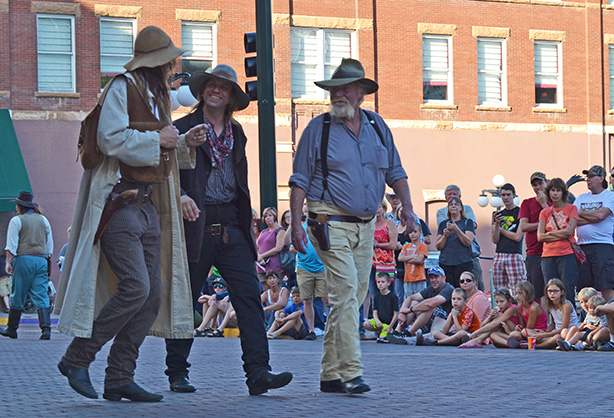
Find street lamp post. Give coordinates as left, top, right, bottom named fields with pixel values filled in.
left=477, top=174, right=519, bottom=210
left=170, top=72, right=197, bottom=110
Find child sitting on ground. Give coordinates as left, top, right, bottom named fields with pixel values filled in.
left=419, top=288, right=480, bottom=346
left=267, top=287, right=308, bottom=340
left=194, top=277, right=231, bottom=337
left=459, top=288, right=520, bottom=348
left=363, top=272, right=399, bottom=343
left=513, top=278, right=578, bottom=349
left=594, top=296, right=614, bottom=351
left=556, top=288, right=607, bottom=351
left=398, top=224, right=428, bottom=298
left=506, top=280, right=548, bottom=348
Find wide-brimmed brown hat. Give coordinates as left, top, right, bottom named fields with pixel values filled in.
left=314, top=58, right=378, bottom=94
left=13, top=191, right=38, bottom=209
left=124, top=26, right=187, bottom=71
left=189, top=64, right=250, bottom=111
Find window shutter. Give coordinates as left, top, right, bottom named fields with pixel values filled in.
left=182, top=24, right=213, bottom=59
left=324, top=32, right=351, bottom=79
left=37, top=16, right=74, bottom=92
left=423, top=37, right=448, bottom=85
left=291, top=29, right=318, bottom=98
left=100, top=19, right=134, bottom=74
left=478, top=40, right=502, bottom=104
left=535, top=43, right=558, bottom=88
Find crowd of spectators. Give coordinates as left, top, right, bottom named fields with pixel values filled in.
left=191, top=167, right=614, bottom=352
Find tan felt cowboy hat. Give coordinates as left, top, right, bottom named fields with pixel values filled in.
left=124, top=26, right=187, bottom=71
left=314, top=58, right=378, bottom=94
left=189, top=64, right=250, bottom=111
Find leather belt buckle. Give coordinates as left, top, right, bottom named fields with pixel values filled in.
left=210, top=224, right=223, bottom=236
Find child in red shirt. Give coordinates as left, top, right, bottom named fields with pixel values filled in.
left=418, top=288, right=480, bottom=346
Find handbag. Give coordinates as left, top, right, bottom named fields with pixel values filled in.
left=550, top=207, right=586, bottom=265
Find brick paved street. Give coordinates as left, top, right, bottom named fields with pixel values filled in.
left=1, top=322, right=612, bottom=417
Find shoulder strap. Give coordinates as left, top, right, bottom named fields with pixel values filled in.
left=320, top=113, right=332, bottom=201
left=550, top=207, right=561, bottom=230
left=98, top=74, right=125, bottom=106
left=363, top=110, right=385, bottom=147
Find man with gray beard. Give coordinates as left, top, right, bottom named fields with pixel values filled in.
left=289, top=58, right=415, bottom=394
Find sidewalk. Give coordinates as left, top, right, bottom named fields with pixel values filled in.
left=1, top=323, right=610, bottom=417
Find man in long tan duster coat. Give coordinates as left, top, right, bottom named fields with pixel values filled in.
left=54, top=26, right=207, bottom=402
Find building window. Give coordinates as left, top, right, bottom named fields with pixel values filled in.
left=422, top=35, right=452, bottom=104
left=100, top=18, right=136, bottom=89
left=534, top=41, right=562, bottom=107
left=477, top=38, right=506, bottom=106
left=291, top=28, right=353, bottom=99
left=37, top=15, right=75, bottom=93
left=610, top=45, right=614, bottom=109
left=181, top=22, right=215, bottom=74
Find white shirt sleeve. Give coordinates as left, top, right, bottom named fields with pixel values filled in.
left=42, top=216, right=54, bottom=256
left=4, top=217, right=22, bottom=256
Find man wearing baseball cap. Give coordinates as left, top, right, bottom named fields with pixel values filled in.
left=574, top=165, right=614, bottom=302
left=388, top=266, right=454, bottom=344
left=519, top=172, right=551, bottom=302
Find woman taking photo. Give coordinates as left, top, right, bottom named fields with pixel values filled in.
left=436, top=197, right=475, bottom=288
left=537, top=178, right=579, bottom=302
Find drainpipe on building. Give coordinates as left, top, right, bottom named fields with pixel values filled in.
left=600, top=3, right=607, bottom=170
left=372, top=0, right=379, bottom=113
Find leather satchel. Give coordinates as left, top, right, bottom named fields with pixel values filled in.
left=78, top=75, right=123, bottom=169
left=119, top=79, right=174, bottom=183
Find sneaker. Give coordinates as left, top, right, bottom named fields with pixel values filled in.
left=314, top=328, right=325, bottom=337
left=415, top=329, right=424, bottom=346
left=597, top=341, right=614, bottom=351
left=305, top=331, right=317, bottom=341
left=376, top=337, right=389, bottom=344
left=423, top=337, right=438, bottom=346
left=387, top=333, right=409, bottom=345
left=556, top=339, right=571, bottom=352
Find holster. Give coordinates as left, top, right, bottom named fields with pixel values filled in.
left=307, top=216, right=331, bottom=251
left=93, top=189, right=139, bottom=245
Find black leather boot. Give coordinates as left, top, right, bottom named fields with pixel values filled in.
left=38, top=308, right=51, bottom=340
left=0, top=309, right=22, bottom=339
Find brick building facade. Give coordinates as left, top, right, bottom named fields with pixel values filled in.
left=2, top=0, right=614, bottom=285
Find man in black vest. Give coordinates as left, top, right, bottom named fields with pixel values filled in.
left=167, top=64, right=292, bottom=396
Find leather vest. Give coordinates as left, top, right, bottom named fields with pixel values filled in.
left=118, top=79, right=174, bottom=184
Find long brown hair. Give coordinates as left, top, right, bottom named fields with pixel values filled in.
left=131, top=60, right=174, bottom=124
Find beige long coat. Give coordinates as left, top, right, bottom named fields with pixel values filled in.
left=55, top=76, right=195, bottom=339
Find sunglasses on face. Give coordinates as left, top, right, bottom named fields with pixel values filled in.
left=459, top=278, right=473, bottom=284
left=213, top=284, right=225, bottom=289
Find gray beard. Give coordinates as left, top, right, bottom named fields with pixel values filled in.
left=329, top=101, right=355, bottom=119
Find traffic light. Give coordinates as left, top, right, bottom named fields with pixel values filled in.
left=244, top=32, right=258, bottom=101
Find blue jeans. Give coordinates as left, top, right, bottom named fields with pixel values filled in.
left=541, top=254, right=578, bottom=302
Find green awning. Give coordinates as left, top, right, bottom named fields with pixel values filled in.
left=0, top=109, right=31, bottom=212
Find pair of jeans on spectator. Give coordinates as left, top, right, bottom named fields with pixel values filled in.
left=541, top=253, right=578, bottom=303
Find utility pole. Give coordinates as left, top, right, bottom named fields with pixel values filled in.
left=255, top=0, right=277, bottom=212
